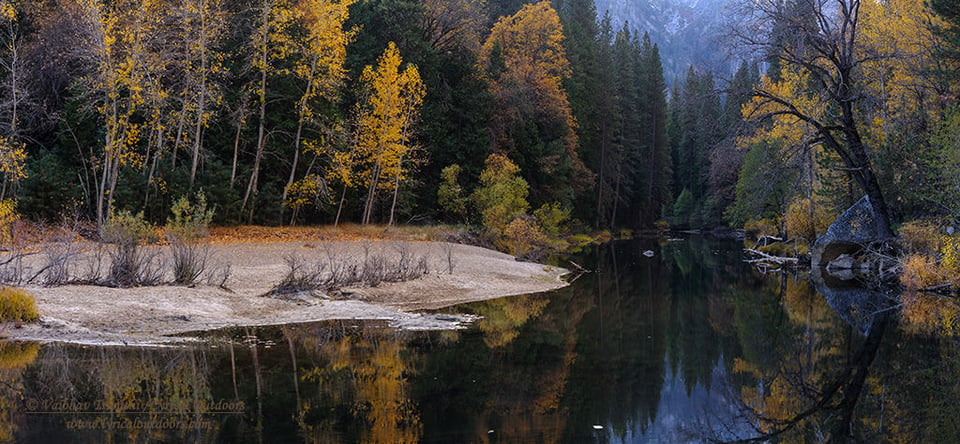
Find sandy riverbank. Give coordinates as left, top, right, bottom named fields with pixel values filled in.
left=3, top=241, right=569, bottom=345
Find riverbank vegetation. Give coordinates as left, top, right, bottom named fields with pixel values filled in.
left=0, top=0, right=953, bottom=286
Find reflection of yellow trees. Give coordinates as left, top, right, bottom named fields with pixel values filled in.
left=782, top=277, right=835, bottom=331
left=732, top=277, right=848, bottom=441
left=96, top=348, right=214, bottom=442
left=900, top=291, right=960, bottom=336
left=0, top=341, right=37, bottom=442
left=294, top=326, right=421, bottom=444
left=472, top=294, right=551, bottom=348
left=354, top=336, right=421, bottom=444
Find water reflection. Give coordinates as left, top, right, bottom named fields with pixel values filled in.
left=2, top=238, right=960, bottom=442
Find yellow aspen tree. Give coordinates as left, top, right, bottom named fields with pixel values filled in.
left=354, top=42, right=425, bottom=226
left=859, top=0, right=947, bottom=139
left=0, top=135, right=24, bottom=200
left=477, top=1, right=592, bottom=200
left=282, top=0, right=356, bottom=221
left=242, top=0, right=297, bottom=223
left=75, top=0, right=154, bottom=225
left=177, top=0, right=228, bottom=189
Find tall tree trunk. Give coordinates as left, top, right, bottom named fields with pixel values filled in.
left=362, top=162, right=382, bottom=226
left=388, top=160, right=402, bottom=227
left=334, top=185, right=347, bottom=227
left=230, top=102, right=246, bottom=186
left=242, top=7, right=269, bottom=224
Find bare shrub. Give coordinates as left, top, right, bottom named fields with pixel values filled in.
left=36, top=223, right=82, bottom=286
left=205, top=261, right=232, bottom=290
left=440, top=242, right=456, bottom=274
left=269, top=243, right=429, bottom=296
left=166, top=192, right=214, bottom=285
left=102, top=210, right=161, bottom=287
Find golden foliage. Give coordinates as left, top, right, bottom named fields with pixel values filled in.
left=502, top=215, right=547, bottom=257
left=898, top=220, right=943, bottom=255
left=477, top=1, right=591, bottom=191
left=285, top=174, right=331, bottom=210
left=295, top=0, right=356, bottom=104
left=783, top=197, right=832, bottom=242
left=0, top=287, right=38, bottom=323
left=0, top=341, right=38, bottom=370
left=900, top=254, right=941, bottom=290
left=859, top=0, right=947, bottom=129
left=900, top=291, right=960, bottom=336
left=353, top=42, right=425, bottom=208
left=941, top=236, right=960, bottom=285
left=741, top=67, right=826, bottom=150
left=744, top=218, right=779, bottom=238
left=0, top=199, right=16, bottom=246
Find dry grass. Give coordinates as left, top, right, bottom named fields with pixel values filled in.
left=208, top=224, right=461, bottom=244
left=0, top=287, right=39, bottom=322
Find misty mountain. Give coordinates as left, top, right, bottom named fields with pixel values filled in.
left=594, top=0, right=734, bottom=83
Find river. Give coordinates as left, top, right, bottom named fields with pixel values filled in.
left=1, top=237, right=957, bottom=442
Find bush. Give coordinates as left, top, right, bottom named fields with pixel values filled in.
left=102, top=209, right=161, bottom=287
left=941, top=236, right=960, bottom=286
left=438, top=164, right=468, bottom=224
left=471, top=153, right=529, bottom=238
left=0, top=199, right=17, bottom=247
left=0, top=287, right=38, bottom=322
left=784, top=197, right=832, bottom=242
left=898, top=220, right=942, bottom=256
left=744, top=218, right=779, bottom=238
left=502, top=215, right=548, bottom=259
left=901, top=254, right=941, bottom=290
left=166, top=192, right=214, bottom=285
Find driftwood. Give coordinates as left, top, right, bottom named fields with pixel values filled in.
left=745, top=248, right=800, bottom=266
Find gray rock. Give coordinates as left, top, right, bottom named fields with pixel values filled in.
left=811, top=196, right=885, bottom=269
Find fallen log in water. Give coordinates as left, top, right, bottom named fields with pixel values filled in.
left=745, top=248, right=800, bottom=267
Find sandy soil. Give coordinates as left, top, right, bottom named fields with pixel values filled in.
left=3, top=241, right=568, bottom=345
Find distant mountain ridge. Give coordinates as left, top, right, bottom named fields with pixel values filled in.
left=593, top=0, right=733, bottom=82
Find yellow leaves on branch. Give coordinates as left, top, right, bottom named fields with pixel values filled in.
left=354, top=42, right=425, bottom=192
left=740, top=67, right=826, bottom=150
left=296, top=0, right=356, bottom=104
left=859, top=0, right=945, bottom=125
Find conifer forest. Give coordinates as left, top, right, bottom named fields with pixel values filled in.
left=0, top=0, right=955, bottom=239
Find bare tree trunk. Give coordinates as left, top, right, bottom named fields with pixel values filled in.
left=230, top=101, right=246, bottom=186
left=335, top=186, right=347, bottom=227
left=595, top=120, right=607, bottom=229
left=362, top=162, right=382, bottom=226
left=242, top=7, right=270, bottom=224
left=388, top=163, right=401, bottom=227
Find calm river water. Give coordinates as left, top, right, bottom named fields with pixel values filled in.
left=1, top=238, right=957, bottom=443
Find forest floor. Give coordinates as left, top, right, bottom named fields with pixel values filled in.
left=3, top=226, right=569, bottom=346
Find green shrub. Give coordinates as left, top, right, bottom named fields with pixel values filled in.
left=471, top=153, right=529, bottom=238
left=0, top=287, right=38, bottom=322
left=438, top=164, right=468, bottom=224
left=533, top=202, right=569, bottom=238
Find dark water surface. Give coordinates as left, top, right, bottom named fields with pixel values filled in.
left=2, top=238, right=957, bottom=443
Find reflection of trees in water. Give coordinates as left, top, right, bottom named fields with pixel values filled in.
left=285, top=324, right=422, bottom=444
left=0, top=341, right=38, bottom=442
left=21, top=343, right=219, bottom=443
left=718, top=273, right=960, bottom=443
